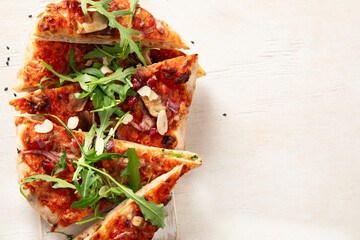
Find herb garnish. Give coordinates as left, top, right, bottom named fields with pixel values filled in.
left=52, top=150, right=68, bottom=175
left=168, top=151, right=185, bottom=158
left=80, top=0, right=146, bottom=65
left=41, top=48, right=136, bottom=154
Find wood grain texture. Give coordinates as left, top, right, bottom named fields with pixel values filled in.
left=1, top=0, right=360, bottom=239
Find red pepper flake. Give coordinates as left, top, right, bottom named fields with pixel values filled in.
left=72, top=138, right=79, bottom=149
left=127, top=96, right=137, bottom=106
left=132, top=78, right=141, bottom=90
left=43, top=162, right=55, bottom=173
left=149, top=127, right=157, bottom=137
left=147, top=78, right=157, bottom=88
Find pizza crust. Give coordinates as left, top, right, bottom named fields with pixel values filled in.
left=174, top=57, right=198, bottom=150
left=16, top=125, right=62, bottom=229
left=14, top=37, right=37, bottom=92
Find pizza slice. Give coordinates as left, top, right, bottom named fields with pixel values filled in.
left=33, top=0, right=188, bottom=49
left=11, top=55, right=199, bottom=150
left=75, top=165, right=183, bottom=240
left=16, top=117, right=201, bottom=230
left=14, top=39, right=205, bottom=92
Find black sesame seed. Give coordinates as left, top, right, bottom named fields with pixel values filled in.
left=191, top=41, right=195, bottom=44
left=4, top=87, right=8, bottom=91
left=7, top=57, right=10, bottom=61
left=6, top=46, right=9, bottom=50
left=28, top=14, right=33, bottom=18
left=14, top=93, right=17, bottom=97
left=6, top=62, right=9, bottom=66
left=223, top=113, right=227, bottom=117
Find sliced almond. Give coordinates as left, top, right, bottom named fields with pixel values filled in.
left=132, top=216, right=144, bottom=227
left=137, top=86, right=152, bottom=98
left=34, top=120, right=53, bottom=133
left=87, top=7, right=97, bottom=12
left=156, top=110, right=168, bottom=135
left=138, top=86, right=166, bottom=117
left=122, top=114, right=133, bottom=125
left=137, top=85, right=159, bottom=101
left=99, top=185, right=110, bottom=197
left=100, top=65, right=113, bottom=75
left=95, top=138, right=105, bottom=155
left=67, top=116, right=79, bottom=129
left=148, top=90, right=159, bottom=101
left=108, top=128, right=115, bottom=136
left=85, top=60, right=93, bottom=67
left=102, top=56, right=109, bottom=66
left=81, top=12, right=108, bottom=34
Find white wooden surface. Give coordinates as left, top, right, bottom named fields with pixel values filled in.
left=1, top=0, right=360, bottom=239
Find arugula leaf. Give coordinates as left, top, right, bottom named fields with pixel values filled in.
left=38, top=76, right=61, bottom=95
left=81, top=67, right=105, bottom=78
left=84, top=43, right=131, bottom=63
left=72, top=169, right=100, bottom=209
left=93, top=62, right=103, bottom=69
left=87, top=67, right=136, bottom=85
left=84, top=124, right=96, bottom=153
left=80, top=0, right=146, bottom=65
left=95, top=108, right=117, bottom=154
left=191, top=155, right=199, bottom=160
left=69, top=49, right=80, bottom=74
left=76, top=203, right=104, bottom=225
left=168, top=151, right=185, bottom=158
left=76, top=161, right=168, bottom=228
left=53, top=150, right=68, bottom=175
left=121, top=148, right=141, bottom=192
left=20, top=175, right=75, bottom=198
left=128, top=0, right=139, bottom=27
left=146, top=172, right=153, bottom=185
left=41, top=61, right=74, bottom=84
left=86, top=151, right=126, bottom=163
left=79, top=169, right=100, bottom=198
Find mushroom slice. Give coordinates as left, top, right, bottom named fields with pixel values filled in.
left=80, top=12, right=109, bottom=34
left=137, top=86, right=166, bottom=117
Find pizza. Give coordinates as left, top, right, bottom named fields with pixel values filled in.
left=10, top=0, right=203, bottom=238
left=74, top=165, right=182, bottom=240
left=33, top=0, right=188, bottom=49
left=16, top=117, right=201, bottom=230
left=11, top=54, right=199, bottom=150
left=14, top=39, right=206, bottom=92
